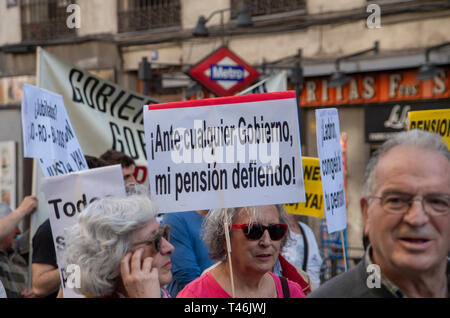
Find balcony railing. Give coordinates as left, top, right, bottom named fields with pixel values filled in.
left=118, top=0, right=181, bottom=33
left=21, top=0, right=76, bottom=42
left=231, top=0, right=306, bottom=18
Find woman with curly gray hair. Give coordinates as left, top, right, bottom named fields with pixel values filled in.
left=177, top=205, right=305, bottom=298
left=65, top=195, right=174, bottom=298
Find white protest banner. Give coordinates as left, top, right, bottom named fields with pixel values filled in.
left=40, top=165, right=126, bottom=298
left=235, top=71, right=287, bottom=96
left=144, top=91, right=305, bottom=213
left=315, top=108, right=347, bottom=234
left=38, top=47, right=161, bottom=181
left=21, top=84, right=88, bottom=177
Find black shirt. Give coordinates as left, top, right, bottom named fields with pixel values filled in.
left=32, top=219, right=58, bottom=298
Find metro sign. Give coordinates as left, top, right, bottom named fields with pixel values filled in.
left=188, top=46, right=260, bottom=97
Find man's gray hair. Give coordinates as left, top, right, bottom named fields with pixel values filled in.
left=202, top=205, right=289, bottom=262
left=65, top=195, right=158, bottom=297
left=362, top=129, right=450, bottom=197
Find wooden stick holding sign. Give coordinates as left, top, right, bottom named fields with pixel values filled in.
left=224, top=215, right=235, bottom=298
left=340, top=231, right=348, bottom=272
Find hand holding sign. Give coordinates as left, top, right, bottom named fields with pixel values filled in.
left=144, top=91, right=305, bottom=213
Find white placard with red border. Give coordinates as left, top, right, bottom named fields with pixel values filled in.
left=144, top=91, right=305, bottom=213
left=21, top=84, right=88, bottom=177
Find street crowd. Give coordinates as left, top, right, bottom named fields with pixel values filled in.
left=0, top=129, right=448, bottom=298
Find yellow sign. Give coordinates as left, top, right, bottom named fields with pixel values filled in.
left=284, top=157, right=324, bottom=218
left=408, top=109, right=450, bottom=149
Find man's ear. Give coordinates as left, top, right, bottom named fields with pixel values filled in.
left=361, top=197, right=370, bottom=236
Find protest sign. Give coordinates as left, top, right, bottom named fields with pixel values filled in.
left=30, top=48, right=161, bottom=237
left=408, top=108, right=450, bottom=148
left=21, top=84, right=88, bottom=177
left=144, top=91, right=305, bottom=213
left=315, top=108, right=347, bottom=234
left=40, top=165, right=126, bottom=298
left=284, top=157, right=324, bottom=218
left=37, top=47, right=160, bottom=180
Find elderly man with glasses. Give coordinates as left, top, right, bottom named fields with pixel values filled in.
left=309, top=129, right=449, bottom=298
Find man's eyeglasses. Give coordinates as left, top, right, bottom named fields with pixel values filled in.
left=231, top=223, right=288, bottom=241
left=369, top=193, right=450, bottom=216
left=132, top=224, right=170, bottom=253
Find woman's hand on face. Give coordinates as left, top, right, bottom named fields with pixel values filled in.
left=120, top=248, right=161, bottom=298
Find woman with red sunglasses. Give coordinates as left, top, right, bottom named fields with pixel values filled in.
left=177, top=205, right=305, bottom=298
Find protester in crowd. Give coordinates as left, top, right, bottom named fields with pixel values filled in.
left=65, top=195, right=174, bottom=298
left=100, top=149, right=137, bottom=186
left=177, top=205, right=305, bottom=298
left=31, top=155, right=108, bottom=298
left=162, top=210, right=214, bottom=297
left=309, top=129, right=449, bottom=298
left=273, top=253, right=312, bottom=295
left=280, top=213, right=323, bottom=290
left=0, top=196, right=37, bottom=298
left=0, top=196, right=37, bottom=240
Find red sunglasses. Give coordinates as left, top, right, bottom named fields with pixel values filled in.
left=231, top=223, right=288, bottom=241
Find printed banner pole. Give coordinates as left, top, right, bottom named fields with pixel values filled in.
left=143, top=91, right=305, bottom=213
left=340, top=230, right=348, bottom=272
left=224, top=213, right=235, bottom=298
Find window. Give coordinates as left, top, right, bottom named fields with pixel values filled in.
left=20, top=0, right=76, bottom=42
left=118, top=0, right=181, bottom=33
left=231, top=0, right=306, bottom=18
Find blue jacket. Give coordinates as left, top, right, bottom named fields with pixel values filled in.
left=162, top=211, right=214, bottom=297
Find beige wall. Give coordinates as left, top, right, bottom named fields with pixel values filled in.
left=76, top=0, right=118, bottom=36
left=0, top=0, right=21, bottom=45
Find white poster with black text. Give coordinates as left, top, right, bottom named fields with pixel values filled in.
left=144, top=91, right=305, bottom=213
left=315, top=108, right=347, bottom=233
left=40, top=165, right=126, bottom=298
